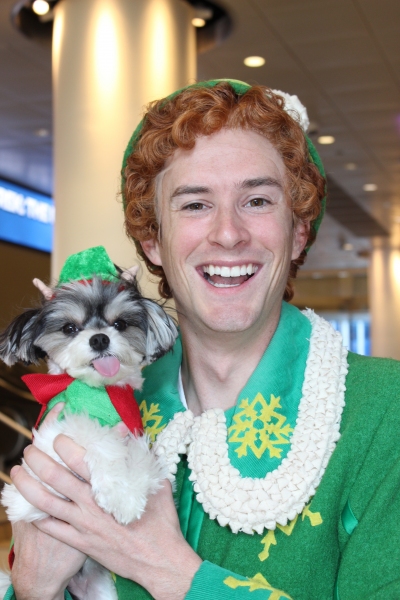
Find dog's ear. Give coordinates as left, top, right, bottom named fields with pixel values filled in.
left=33, top=278, right=53, bottom=300
left=120, top=265, right=140, bottom=282
left=142, top=300, right=178, bottom=364
left=0, top=309, right=44, bottom=366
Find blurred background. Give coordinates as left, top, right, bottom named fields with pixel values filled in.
left=0, top=0, right=399, bottom=564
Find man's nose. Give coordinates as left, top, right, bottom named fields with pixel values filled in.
left=207, top=206, right=251, bottom=249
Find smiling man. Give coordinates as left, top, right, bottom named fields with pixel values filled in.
left=6, top=80, right=400, bottom=600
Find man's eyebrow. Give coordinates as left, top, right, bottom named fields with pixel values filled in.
left=237, top=177, right=283, bottom=190
left=170, top=185, right=211, bottom=199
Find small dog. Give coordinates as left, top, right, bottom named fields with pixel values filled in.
left=0, top=247, right=178, bottom=600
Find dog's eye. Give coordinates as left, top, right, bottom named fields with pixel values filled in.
left=62, top=323, right=79, bottom=335
left=114, top=319, right=127, bottom=332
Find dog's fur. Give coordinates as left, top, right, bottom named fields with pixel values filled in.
left=0, top=269, right=178, bottom=600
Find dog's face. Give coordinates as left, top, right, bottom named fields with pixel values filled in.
left=0, top=275, right=178, bottom=389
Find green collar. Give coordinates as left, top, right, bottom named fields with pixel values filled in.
left=136, top=302, right=311, bottom=477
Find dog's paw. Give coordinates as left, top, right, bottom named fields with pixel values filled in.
left=85, top=432, right=167, bottom=524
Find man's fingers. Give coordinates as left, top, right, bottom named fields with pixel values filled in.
left=22, top=445, right=90, bottom=504
left=53, top=434, right=91, bottom=482
left=33, top=516, right=87, bottom=553
left=10, top=463, right=76, bottom=522
left=40, top=402, right=65, bottom=426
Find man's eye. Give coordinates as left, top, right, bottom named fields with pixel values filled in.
left=184, top=202, right=206, bottom=211
left=247, top=197, right=269, bottom=208
left=114, top=319, right=128, bottom=332
left=62, top=323, right=79, bottom=335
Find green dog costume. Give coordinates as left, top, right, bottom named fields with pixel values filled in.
left=22, top=246, right=144, bottom=434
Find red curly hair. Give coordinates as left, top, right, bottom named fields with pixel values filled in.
left=123, top=82, right=325, bottom=300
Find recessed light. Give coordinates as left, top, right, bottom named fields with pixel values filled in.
left=363, top=183, right=377, bottom=192
left=311, top=272, right=323, bottom=279
left=317, top=135, right=335, bottom=145
left=32, top=0, right=50, bottom=15
left=35, top=128, right=50, bottom=137
left=243, top=56, right=265, bottom=68
left=192, top=17, right=206, bottom=27
left=345, top=162, right=357, bottom=170
left=338, top=271, right=349, bottom=278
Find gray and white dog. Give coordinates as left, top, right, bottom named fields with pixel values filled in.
left=0, top=256, right=178, bottom=600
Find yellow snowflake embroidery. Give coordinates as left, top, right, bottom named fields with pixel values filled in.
left=228, top=393, right=293, bottom=459
left=139, top=400, right=165, bottom=442
left=224, top=573, right=292, bottom=598
left=258, top=503, right=323, bottom=561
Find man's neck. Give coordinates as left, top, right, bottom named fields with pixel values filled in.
left=179, top=307, right=281, bottom=416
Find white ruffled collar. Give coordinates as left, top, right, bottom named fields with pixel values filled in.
left=154, top=310, right=348, bottom=534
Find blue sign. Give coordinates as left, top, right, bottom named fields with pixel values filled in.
left=0, top=179, right=54, bottom=253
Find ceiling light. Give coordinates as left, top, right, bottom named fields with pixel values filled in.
left=363, top=183, right=377, bottom=192
left=244, top=56, right=265, bottom=68
left=192, top=17, right=206, bottom=27
left=317, top=135, right=335, bottom=145
left=32, top=0, right=50, bottom=15
left=311, top=272, right=323, bottom=279
left=338, top=271, right=349, bottom=278
left=345, top=162, right=357, bottom=170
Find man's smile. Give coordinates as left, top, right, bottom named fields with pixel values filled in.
left=200, top=263, right=259, bottom=288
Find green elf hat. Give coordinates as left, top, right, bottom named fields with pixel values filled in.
left=58, top=246, right=119, bottom=286
left=121, top=79, right=326, bottom=244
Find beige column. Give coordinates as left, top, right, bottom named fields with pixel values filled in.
left=369, top=237, right=400, bottom=359
left=52, top=0, right=195, bottom=297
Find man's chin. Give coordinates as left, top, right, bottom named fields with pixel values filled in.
left=199, top=308, right=262, bottom=335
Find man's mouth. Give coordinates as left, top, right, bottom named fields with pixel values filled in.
left=202, top=264, right=259, bottom=288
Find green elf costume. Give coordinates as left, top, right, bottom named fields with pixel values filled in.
left=5, top=81, right=400, bottom=600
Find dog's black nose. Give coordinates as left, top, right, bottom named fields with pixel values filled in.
left=89, top=333, right=110, bottom=352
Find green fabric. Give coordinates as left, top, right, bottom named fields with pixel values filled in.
left=186, top=561, right=292, bottom=599
left=179, top=459, right=205, bottom=552
left=225, top=302, right=310, bottom=476
left=58, top=245, right=118, bottom=285
left=305, top=136, right=326, bottom=239
left=137, top=302, right=309, bottom=478
left=341, top=499, right=359, bottom=535
left=43, top=379, right=123, bottom=427
left=121, top=79, right=326, bottom=241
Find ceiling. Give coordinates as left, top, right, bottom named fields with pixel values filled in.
left=1, top=0, right=399, bottom=272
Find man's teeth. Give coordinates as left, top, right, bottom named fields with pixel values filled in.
left=202, top=264, right=258, bottom=277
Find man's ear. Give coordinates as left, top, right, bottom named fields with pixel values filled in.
left=141, top=238, right=163, bottom=267
left=291, top=221, right=310, bottom=260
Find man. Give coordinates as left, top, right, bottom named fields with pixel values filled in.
left=6, top=80, right=400, bottom=599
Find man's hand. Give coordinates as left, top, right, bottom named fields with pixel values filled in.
left=11, top=520, right=86, bottom=600
left=11, top=426, right=202, bottom=600
left=10, top=404, right=86, bottom=600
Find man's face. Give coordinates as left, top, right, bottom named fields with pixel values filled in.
left=142, top=128, right=308, bottom=335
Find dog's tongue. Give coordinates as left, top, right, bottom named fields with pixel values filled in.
left=92, top=356, right=120, bottom=377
